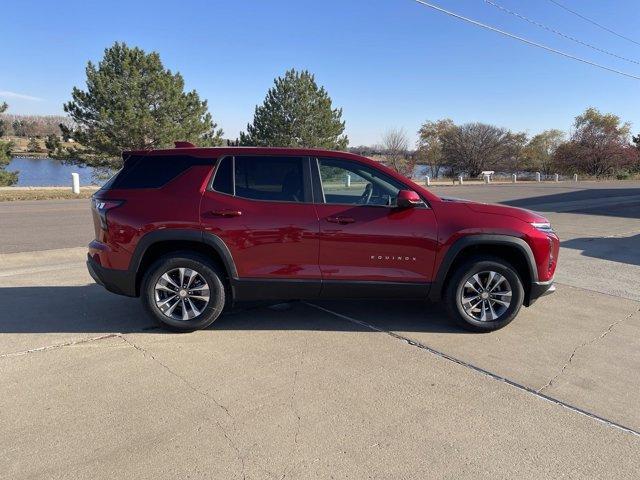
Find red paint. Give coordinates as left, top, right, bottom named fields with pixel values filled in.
left=90, top=146, right=558, bottom=289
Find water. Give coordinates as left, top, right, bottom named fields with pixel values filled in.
left=7, top=157, right=106, bottom=187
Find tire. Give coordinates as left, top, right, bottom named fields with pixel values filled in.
left=141, top=252, right=226, bottom=332
left=444, top=255, right=524, bottom=332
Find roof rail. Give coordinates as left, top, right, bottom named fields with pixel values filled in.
left=174, top=141, right=196, bottom=148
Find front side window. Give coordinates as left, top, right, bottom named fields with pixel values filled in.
left=215, top=156, right=305, bottom=202
left=317, top=158, right=405, bottom=206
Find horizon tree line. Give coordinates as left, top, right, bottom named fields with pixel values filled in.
left=1, top=41, right=639, bottom=185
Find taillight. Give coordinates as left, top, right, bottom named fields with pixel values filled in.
left=92, top=198, right=124, bottom=231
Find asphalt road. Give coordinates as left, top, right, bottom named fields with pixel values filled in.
left=0, top=199, right=91, bottom=254
left=1, top=181, right=639, bottom=478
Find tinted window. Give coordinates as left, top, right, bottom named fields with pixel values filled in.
left=108, top=154, right=212, bottom=189
left=234, top=156, right=304, bottom=202
left=318, top=158, right=404, bottom=206
left=211, top=156, right=234, bottom=195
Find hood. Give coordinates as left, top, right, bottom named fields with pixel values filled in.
left=441, top=197, right=548, bottom=223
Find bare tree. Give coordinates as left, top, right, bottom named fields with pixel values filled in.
left=441, top=123, right=526, bottom=177
left=416, top=118, right=455, bottom=178
left=554, top=108, right=638, bottom=177
left=382, top=128, right=414, bottom=176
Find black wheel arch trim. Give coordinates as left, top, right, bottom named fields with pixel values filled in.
left=429, top=234, right=539, bottom=303
left=129, top=228, right=239, bottom=283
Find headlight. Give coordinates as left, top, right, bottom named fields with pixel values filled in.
left=531, top=222, right=554, bottom=234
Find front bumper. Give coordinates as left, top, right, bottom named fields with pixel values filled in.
left=526, top=280, right=555, bottom=306
left=87, top=254, right=137, bottom=297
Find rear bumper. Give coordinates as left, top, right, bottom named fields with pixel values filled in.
left=526, top=280, right=555, bottom=306
left=87, top=255, right=137, bottom=297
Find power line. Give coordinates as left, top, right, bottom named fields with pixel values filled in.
left=484, top=0, right=640, bottom=66
left=412, top=0, right=640, bottom=81
left=548, top=0, right=640, bottom=47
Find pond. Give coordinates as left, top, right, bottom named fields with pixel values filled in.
left=7, top=157, right=108, bottom=187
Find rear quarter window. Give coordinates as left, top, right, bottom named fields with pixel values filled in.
left=107, top=154, right=213, bottom=189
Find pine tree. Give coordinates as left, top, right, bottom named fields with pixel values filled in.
left=63, top=42, right=223, bottom=168
left=0, top=103, right=18, bottom=186
left=241, top=69, right=348, bottom=149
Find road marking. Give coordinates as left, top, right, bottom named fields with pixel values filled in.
left=305, top=302, right=640, bottom=439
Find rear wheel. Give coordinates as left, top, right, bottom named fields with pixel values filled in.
left=444, top=256, right=524, bottom=332
left=141, top=252, right=226, bottom=332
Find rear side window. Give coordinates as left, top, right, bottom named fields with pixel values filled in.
left=211, top=156, right=306, bottom=202
left=106, top=154, right=212, bottom=189
left=235, top=156, right=304, bottom=202
left=211, top=156, right=234, bottom=195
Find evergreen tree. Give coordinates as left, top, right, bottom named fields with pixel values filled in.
left=241, top=69, right=348, bottom=149
left=27, top=137, right=41, bottom=152
left=45, top=134, right=61, bottom=155
left=63, top=42, right=223, bottom=168
left=0, top=103, right=18, bottom=186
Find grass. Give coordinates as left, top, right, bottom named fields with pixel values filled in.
left=0, top=187, right=98, bottom=202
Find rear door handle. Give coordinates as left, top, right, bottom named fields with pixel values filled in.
left=207, top=209, right=242, bottom=218
left=326, top=216, right=355, bottom=225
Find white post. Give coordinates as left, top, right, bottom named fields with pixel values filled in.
left=574, top=173, right=578, bottom=182
left=425, top=175, right=430, bottom=186
left=536, top=172, right=541, bottom=182
left=512, top=174, right=517, bottom=183
left=71, top=173, right=80, bottom=195
left=345, top=174, right=351, bottom=188
left=554, top=173, right=559, bottom=182
left=484, top=174, right=489, bottom=184
left=458, top=175, right=464, bottom=185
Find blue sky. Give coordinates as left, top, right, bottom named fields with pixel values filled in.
left=2, top=0, right=639, bottom=145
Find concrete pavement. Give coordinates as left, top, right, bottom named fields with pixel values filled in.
left=1, top=182, right=639, bottom=478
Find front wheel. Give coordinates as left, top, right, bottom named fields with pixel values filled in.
left=141, top=252, right=226, bottom=332
left=444, top=256, right=524, bottom=332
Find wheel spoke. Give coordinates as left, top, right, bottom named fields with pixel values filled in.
left=189, top=294, right=210, bottom=302
left=492, top=290, right=512, bottom=297
left=485, top=271, right=496, bottom=290
left=489, top=274, right=505, bottom=292
left=156, top=283, right=176, bottom=293
left=157, top=295, right=177, bottom=308
left=164, top=297, right=180, bottom=316
left=464, top=281, right=479, bottom=293
left=160, top=273, right=179, bottom=289
left=479, top=300, right=487, bottom=321
left=187, top=298, right=201, bottom=317
left=180, top=299, right=189, bottom=320
left=490, top=297, right=511, bottom=307
left=184, top=269, right=197, bottom=289
left=487, top=301, right=497, bottom=320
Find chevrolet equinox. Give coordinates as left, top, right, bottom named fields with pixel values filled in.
left=87, top=144, right=558, bottom=332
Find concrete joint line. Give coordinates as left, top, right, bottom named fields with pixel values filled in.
left=305, top=302, right=640, bottom=439
left=0, top=333, right=121, bottom=358
left=537, top=306, right=640, bottom=394
left=117, top=333, right=232, bottom=418
left=113, top=334, right=246, bottom=478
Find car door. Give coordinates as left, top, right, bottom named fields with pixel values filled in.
left=200, top=155, right=321, bottom=298
left=312, top=156, right=438, bottom=296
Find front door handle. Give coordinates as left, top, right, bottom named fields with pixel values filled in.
left=206, top=209, right=242, bottom=218
left=326, top=216, right=355, bottom=225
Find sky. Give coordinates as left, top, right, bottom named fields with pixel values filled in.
left=2, top=0, right=639, bottom=146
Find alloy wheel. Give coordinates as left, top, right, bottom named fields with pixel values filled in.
left=460, top=270, right=512, bottom=322
left=154, top=267, right=210, bottom=321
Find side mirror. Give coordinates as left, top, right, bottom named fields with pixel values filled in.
left=397, top=190, right=422, bottom=208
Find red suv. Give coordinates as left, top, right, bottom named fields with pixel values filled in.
left=87, top=144, right=558, bottom=332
